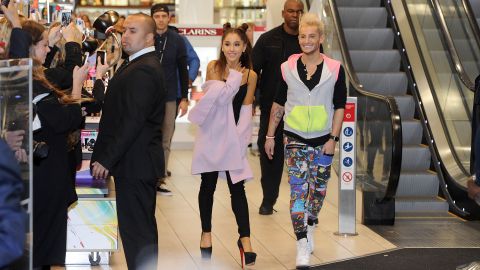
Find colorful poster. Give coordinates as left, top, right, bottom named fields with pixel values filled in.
left=67, top=199, right=118, bottom=251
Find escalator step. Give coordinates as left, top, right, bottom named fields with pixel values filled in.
left=336, top=0, right=381, bottom=7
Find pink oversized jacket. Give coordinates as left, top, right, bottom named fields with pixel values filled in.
left=188, top=69, right=253, bottom=184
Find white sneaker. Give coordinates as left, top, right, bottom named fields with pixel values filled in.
left=307, top=225, right=315, bottom=254
left=296, top=238, right=310, bottom=268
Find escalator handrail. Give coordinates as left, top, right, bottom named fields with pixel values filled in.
left=461, top=0, right=480, bottom=54
left=431, top=0, right=475, bottom=91
left=429, top=0, right=475, bottom=174
left=328, top=0, right=402, bottom=201
left=389, top=0, right=469, bottom=217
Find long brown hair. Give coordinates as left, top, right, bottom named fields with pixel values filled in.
left=214, top=23, right=252, bottom=78
left=21, top=20, right=81, bottom=104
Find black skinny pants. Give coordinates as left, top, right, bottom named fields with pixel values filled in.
left=198, top=171, right=250, bottom=238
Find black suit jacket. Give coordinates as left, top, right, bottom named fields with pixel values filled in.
left=91, top=51, right=166, bottom=179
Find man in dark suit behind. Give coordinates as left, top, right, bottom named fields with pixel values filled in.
left=91, top=13, right=166, bottom=270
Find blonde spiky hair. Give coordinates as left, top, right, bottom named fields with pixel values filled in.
left=299, top=12, right=324, bottom=36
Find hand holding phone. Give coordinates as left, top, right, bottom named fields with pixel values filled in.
left=62, top=21, right=83, bottom=44
left=95, top=51, right=109, bottom=79
left=96, top=50, right=106, bottom=66
left=1, top=0, right=21, bottom=28
left=47, top=24, right=62, bottom=47
left=60, top=10, right=72, bottom=27
left=0, top=0, right=10, bottom=14
left=75, top=18, right=86, bottom=35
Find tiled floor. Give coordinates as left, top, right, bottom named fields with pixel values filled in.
left=60, top=150, right=397, bottom=270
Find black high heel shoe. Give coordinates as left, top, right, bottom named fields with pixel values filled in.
left=200, top=232, right=212, bottom=259
left=237, top=238, right=257, bottom=269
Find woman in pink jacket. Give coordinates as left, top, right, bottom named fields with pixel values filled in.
left=188, top=23, right=258, bottom=268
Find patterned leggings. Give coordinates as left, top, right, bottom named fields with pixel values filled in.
left=284, top=136, right=331, bottom=236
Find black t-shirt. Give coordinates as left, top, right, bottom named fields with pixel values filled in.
left=283, top=31, right=301, bottom=63
left=274, top=58, right=347, bottom=146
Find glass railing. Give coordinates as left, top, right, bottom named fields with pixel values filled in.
left=0, top=58, right=33, bottom=269
left=323, top=0, right=403, bottom=199
left=438, top=0, right=480, bottom=81
left=405, top=0, right=472, bottom=174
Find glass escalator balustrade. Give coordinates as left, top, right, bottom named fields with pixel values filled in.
left=406, top=0, right=475, bottom=174
left=323, top=1, right=396, bottom=193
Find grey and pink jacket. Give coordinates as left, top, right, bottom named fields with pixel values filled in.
left=280, top=53, right=341, bottom=139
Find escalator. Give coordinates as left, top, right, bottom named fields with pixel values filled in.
left=431, top=0, right=480, bottom=89
left=322, top=0, right=480, bottom=221
left=335, top=0, right=449, bottom=217
left=431, top=0, right=480, bottom=174
left=391, top=0, right=480, bottom=219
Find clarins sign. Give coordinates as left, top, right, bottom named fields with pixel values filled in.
left=178, top=27, right=224, bottom=36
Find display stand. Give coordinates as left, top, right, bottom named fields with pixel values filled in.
left=66, top=115, right=118, bottom=266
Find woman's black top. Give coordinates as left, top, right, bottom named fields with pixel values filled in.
left=229, top=70, right=250, bottom=124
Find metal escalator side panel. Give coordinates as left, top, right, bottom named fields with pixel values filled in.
left=325, top=0, right=403, bottom=202
left=390, top=0, right=480, bottom=219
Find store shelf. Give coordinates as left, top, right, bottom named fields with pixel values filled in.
left=75, top=0, right=174, bottom=15
left=215, top=6, right=266, bottom=9
left=78, top=4, right=144, bottom=8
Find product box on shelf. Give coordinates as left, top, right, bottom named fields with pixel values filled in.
left=81, top=129, right=98, bottom=153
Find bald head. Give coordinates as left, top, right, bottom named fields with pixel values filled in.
left=282, top=0, right=304, bottom=34
left=128, top=13, right=157, bottom=36
left=284, top=0, right=304, bottom=10
left=122, top=13, right=156, bottom=55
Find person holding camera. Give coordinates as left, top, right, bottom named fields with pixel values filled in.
left=2, top=2, right=83, bottom=141
left=264, top=13, right=346, bottom=268
left=2, top=2, right=89, bottom=268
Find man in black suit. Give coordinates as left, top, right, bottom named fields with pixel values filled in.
left=252, top=0, right=304, bottom=215
left=91, top=13, right=165, bottom=270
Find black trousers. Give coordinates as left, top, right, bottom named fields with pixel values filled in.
left=198, top=171, right=250, bottom=238
left=115, top=177, right=158, bottom=270
left=257, top=108, right=285, bottom=207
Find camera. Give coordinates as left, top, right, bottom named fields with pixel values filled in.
left=7, top=118, right=49, bottom=160
left=33, top=140, right=49, bottom=159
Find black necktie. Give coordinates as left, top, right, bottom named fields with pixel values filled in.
left=115, top=58, right=129, bottom=75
